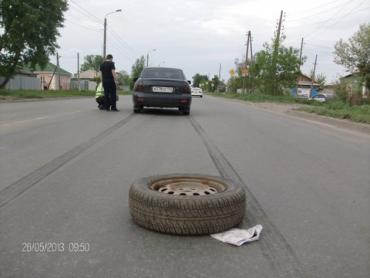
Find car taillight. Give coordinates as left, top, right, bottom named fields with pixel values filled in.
left=134, top=82, right=145, bottom=92
left=179, top=85, right=191, bottom=94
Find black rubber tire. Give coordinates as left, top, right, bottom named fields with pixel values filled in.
left=133, top=106, right=142, bottom=113
left=129, top=174, right=246, bottom=235
left=181, top=106, right=190, bottom=115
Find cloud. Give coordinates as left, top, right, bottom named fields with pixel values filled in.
left=57, top=0, right=370, bottom=82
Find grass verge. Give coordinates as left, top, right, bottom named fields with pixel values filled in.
left=210, top=92, right=370, bottom=124
left=210, top=92, right=312, bottom=104
left=0, top=89, right=131, bottom=101
left=298, top=102, right=370, bottom=124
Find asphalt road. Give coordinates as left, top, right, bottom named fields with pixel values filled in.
left=0, top=96, right=369, bottom=278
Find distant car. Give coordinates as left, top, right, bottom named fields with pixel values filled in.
left=311, top=94, right=327, bottom=102
left=132, top=67, right=192, bottom=115
left=191, top=87, right=203, bottom=98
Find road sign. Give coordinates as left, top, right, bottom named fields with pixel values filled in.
left=229, top=69, right=235, bottom=77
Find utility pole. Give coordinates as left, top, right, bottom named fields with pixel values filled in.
left=295, top=37, right=304, bottom=96
left=103, top=10, right=122, bottom=58
left=103, top=18, right=107, bottom=58
left=310, top=54, right=318, bottom=98
left=218, top=63, right=221, bottom=80
left=77, top=52, right=80, bottom=91
left=312, top=54, right=318, bottom=82
left=56, top=53, right=61, bottom=90
left=298, top=37, right=304, bottom=65
left=245, top=31, right=250, bottom=66
left=272, top=10, right=284, bottom=95
left=249, top=31, right=253, bottom=62
left=249, top=31, right=254, bottom=93
left=275, top=10, right=283, bottom=52
left=146, top=49, right=156, bottom=67
left=243, top=32, right=250, bottom=94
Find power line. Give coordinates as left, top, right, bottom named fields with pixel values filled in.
left=109, top=38, right=135, bottom=59
left=69, top=0, right=102, bottom=24
left=107, top=30, right=135, bottom=55
left=305, top=0, right=368, bottom=39
left=109, top=28, right=139, bottom=56
left=67, top=1, right=139, bottom=58
left=305, top=42, right=333, bottom=49
left=288, top=0, right=354, bottom=22
left=309, top=0, right=361, bottom=26
left=106, top=34, right=134, bottom=61
left=290, top=0, right=346, bottom=16
left=66, top=18, right=102, bottom=32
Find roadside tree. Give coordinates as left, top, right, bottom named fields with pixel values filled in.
left=250, top=42, right=301, bottom=95
left=192, top=74, right=208, bottom=87
left=130, top=56, right=145, bottom=89
left=81, top=55, right=104, bottom=72
left=315, top=73, right=326, bottom=90
left=0, top=0, right=68, bottom=88
left=118, top=70, right=130, bottom=86
left=211, top=75, right=220, bottom=92
left=334, top=24, right=370, bottom=91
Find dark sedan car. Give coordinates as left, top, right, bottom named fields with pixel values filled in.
left=132, top=67, right=192, bottom=115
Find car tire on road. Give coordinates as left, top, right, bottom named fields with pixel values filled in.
left=134, top=106, right=143, bottom=113
left=129, top=174, right=246, bottom=235
left=179, top=106, right=190, bottom=115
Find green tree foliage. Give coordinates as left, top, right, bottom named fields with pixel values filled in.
left=250, top=42, right=301, bottom=95
left=192, top=73, right=208, bottom=87
left=117, top=70, right=130, bottom=86
left=211, top=75, right=220, bottom=92
left=0, top=0, right=68, bottom=87
left=130, top=56, right=145, bottom=89
left=227, top=76, right=243, bottom=93
left=334, top=24, right=370, bottom=90
left=315, top=73, right=326, bottom=89
left=226, top=61, right=245, bottom=92
left=81, top=55, right=103, bottom=72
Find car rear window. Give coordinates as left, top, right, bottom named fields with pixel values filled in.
left=141, top=68, right=185, bottom=80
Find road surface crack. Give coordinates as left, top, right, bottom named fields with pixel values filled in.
left=0, top=113, right=135, bottom=208
left=189, top=116, right=307, bottom=278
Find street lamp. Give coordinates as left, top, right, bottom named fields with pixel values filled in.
left=103, top=9, right=122, bottom=58
left=146, top=49, right=156, bottom=67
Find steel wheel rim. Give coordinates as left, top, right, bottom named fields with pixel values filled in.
left=151, top=177, right=226, bottom=196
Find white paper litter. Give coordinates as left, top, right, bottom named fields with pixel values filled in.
left=211, top=225, right=263, bottom=246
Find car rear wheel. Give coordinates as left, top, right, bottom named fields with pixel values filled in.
left=179, top=106, right=190, bottom=115
left=129, top=174, right=246, bottom=235
left=134, top=106, right=143, bottom=113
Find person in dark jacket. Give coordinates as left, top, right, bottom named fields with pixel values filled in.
left=100, top=54, right=119, bottom=111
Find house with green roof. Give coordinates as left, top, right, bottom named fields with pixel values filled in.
left=33, top=62, right=72, bottom=90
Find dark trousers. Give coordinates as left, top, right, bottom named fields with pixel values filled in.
left=103, top=80, right=117, bottom=110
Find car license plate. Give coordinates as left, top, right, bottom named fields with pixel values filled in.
left=152, top=86, right=174, bottom=93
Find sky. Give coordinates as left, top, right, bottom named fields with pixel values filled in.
left=56, top=0, right=370, bottom=83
